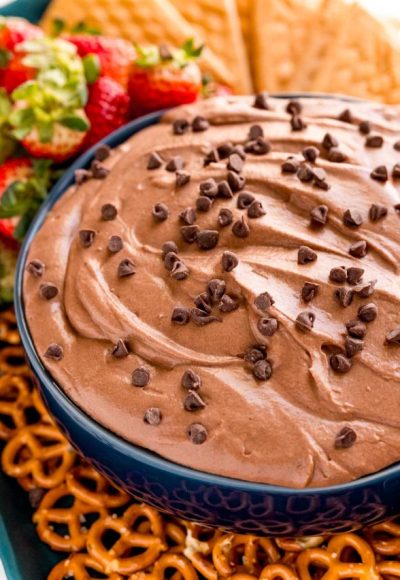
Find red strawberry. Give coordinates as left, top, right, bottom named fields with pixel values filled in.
left=83, top=76, right=130, bottom=149
left=128, top=40, right=202, bottom=118
left=0, top=157, right=32, bottom=239
left=1, top=52, right=36, bottom=94
left=0, top=17, right=43, bottom=53
left=62, top=34, right=135, bottom=89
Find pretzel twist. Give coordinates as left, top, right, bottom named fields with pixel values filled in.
left=0, top=346, right=29, bottom=375
left=87, top=504, right=167, bottom=574
left=212, top=533, right=280, bottom=577
left=0, top=310, right=20, bottom=345
left=376, top=560, right=400, bottom=577
left=365, top=520, right=400, bottom=556
left=259, top=563, right=298, bottom=580
left=1, top=423, right=76, bottom=488
left=66, top=464, right=130, bottom=508
left=296, top=533, right=381, bottom=579
left=48, top=553, right=124, bottom=580
left=0, top=374, right=32, bottom=440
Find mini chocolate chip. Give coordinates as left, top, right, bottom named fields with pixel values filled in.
left=370, top=165, right=388, bottom=182
left=218, top=208, right=233, bottom=227
left=171, top=307, right=191, bottom=325
left=182, top=369, right=202, bottom=390
left=75, top=168, right=91, bottom=184
left=310, top=205, right=328, bottom=227
left=281, top=156, right=300, bottom=173
left=164, top=252, right=180, bottom=272
left=26, top=259, right=45, bottom=278
left=228, top=153, right=244, bottom=173
left=39, top=283, right=58, bottom=300
left=338, top=109, right=353, bottom=123
left=162, top=241, right=178, bottom=259
left=91, top=160, right=109, bottom=179
left=359, top=120, right=371, bottom=135
left=197, top=229, right=219, bottom=250
left=349, top=240, right=367, bottom=258
left=358, top=302, right=377, bottom=322
left=245, top=137, right=271, bottom=155
left=395, top=140, right=400, bottom=152
left=328, top=148, right=346, bottom=162
left=179, top=207, right=196, bottom=225
left=253, top=91, right=269, bottom=109
left=147, top=152, right=163, bottom=170
left=200, top=178, right=218, bottom=198
left=217, top=142, right=233, bottom=159
left=95, top=144, right=111, bottom=161
left=369, top=204, right=388, bottom=222
left=346, top=267, right=364, bottom=285
left=194, top=293, right=212, bottom=314
left=192, top=115, right=209, bottom=132
left=291, top=115, right=306, bottom=131
left=181, top=225, right=200, bottom=243
left=204, top=148, right=220, bottom=165
left=118, top=259, right=135, bottom=277
left=173, top=118, right=189, bottom=135
left=108, top=235, right=123, bottom=253
left=111, top=339, right=129, bottom=358
left=222, top=250, right=239, bottom=272
left=345, top=336, right=364, bottom=358
left=176, top=171, right=191, bottom=187
left=196, top=196, right=213, bottom=212
left=244, top=345, right=267, bottom=364
left=79, top=229, right=96, bottom=248
left=257, top=317, right=278, bottom=336
left=297, top=164, right=314, bottom=183
left=101, top=203, right=117, bottom=221
left=237, top=191, right=255, bottom=209
left=302, top=282, right=319, bottom=302
left=298, top=246, right=317, bottom=264
left=353, top=280, right=376, bottom=298
left=365, top=134, right=383, bottom=148
left=232, top=217, right=250, bottom=238
left=152, top=202, right=169, bottom=222
left=144, top=408, right=162, bottom=425
left=386, top=326, right=400, bottom=345
left=219, top=295, right=239, bottom=312
left=191, top=308, right=220, bottom=326
left=343, top=209, right=363, bottom=228
left=44, top=343, right=63, bottom=361
left=335, top=287, right=354, bottom=308
left=187, top=423, right=207, bottom=444
left=131, top=367, right=150, bottom=387
left=247, top=200, right=266, bottom=219
left=170, top=260, right=190, bottom=281
left=252, top=359, right=273, bottom=381
left=322, top=133, right=338, bottom=150
left=232, top=144, right=246, bottom=159
left=227, top=170, right=246, bottom=192
left=313, top=168, right=330, bottom=190
left=330, top=353, right=352, bottom=374
left=184, top=390, right=206, bottom=412
left=217, top=180, right=233, bottom=199
left=207, top=279, right=226, bottom=303
left=295, top=311, right=315, bottom=331
left=28, top=488, right=46, bottom=509
left=166, top=156, right=184, bottom=172
left=286, top=100, right=302, bottom=115
left=254, top=292, right=275, bottom=311
left=329, top=266, right=347, bottom=284
left=159, top=43, right=172, bottom=60
left=249, top=124, right=264, bottom=139
left=335, top=426, right=357, bottom=449
left=392, top=164, right=400, bottom=178
left=346, top=319, right=367, bottom=339
left=395, top=203, right=400, bottom=213
left=302, top=146, right=319, bottom=162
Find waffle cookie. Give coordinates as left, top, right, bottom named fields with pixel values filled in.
left=40, top=0, right=238, bottom=90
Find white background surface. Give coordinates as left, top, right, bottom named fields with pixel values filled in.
left=0, top=0, right=399, bottom=578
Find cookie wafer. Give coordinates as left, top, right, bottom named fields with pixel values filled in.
left=170, top=0, right=252, bottom=92
left=40, top=0, right=236, bottom=90
left=236, top=0, right=254, bottom=59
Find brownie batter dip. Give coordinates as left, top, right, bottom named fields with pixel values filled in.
left=24, top=95, right=400, bottom=488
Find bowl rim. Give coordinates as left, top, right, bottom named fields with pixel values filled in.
left=14, top=94, right=400, bottom=496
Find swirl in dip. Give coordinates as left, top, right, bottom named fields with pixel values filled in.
left=24, top=95, right=400, bottom=489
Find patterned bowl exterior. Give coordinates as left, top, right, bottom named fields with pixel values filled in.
left=14, top=102, right=400, bottom=536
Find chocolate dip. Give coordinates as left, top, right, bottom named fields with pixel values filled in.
left=23, top=95, right=400, bottom=488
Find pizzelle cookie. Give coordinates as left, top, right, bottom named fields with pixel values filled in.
left=169, top=0, right=252, bottom=93
left=40, top=0, right=236, bottom=90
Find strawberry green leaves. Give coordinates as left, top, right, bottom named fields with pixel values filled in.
left=135, top=38, right=204, bottom=69
left=0, top=89, right=17, bottom=162
left=82, top=54, right=100, bottom=84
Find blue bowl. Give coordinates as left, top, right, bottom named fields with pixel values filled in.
left=14, top=105, right=400, bottom=537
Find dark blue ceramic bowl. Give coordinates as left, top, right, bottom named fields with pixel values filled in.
left=14, top=102, right=400, bottom=536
